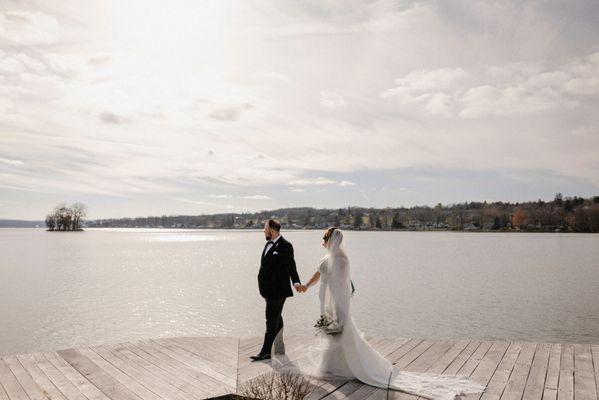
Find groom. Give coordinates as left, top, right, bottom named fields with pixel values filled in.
left=251, top=219, right=305, bottom=361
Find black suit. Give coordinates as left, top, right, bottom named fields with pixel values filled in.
left=257, top=236, right=300, bottom=355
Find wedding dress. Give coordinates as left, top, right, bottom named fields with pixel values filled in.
left=273, top=229, right=486, bottom=400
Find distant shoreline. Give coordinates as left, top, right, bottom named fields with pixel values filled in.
left=2, top=226, right=595, bottom=234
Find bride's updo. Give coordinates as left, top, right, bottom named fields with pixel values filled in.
left=323, top=227, right=337, bottom=244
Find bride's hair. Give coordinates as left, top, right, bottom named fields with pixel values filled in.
left=324, top=227, right=347, bottom=261
left=322, top=227, right=338, bottom=244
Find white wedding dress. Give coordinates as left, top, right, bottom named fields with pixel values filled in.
left=274, top=229, right=486, bottom=400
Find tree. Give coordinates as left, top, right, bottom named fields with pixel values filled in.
left=45, top=202, right=87, bottom=231
left=71, top=202, right=87, bottom=230
left=45, top=214, right=55, bottom=230
left=391, top=212, right=404, bottom=229
left=554, top=193, right=563, bottom=206
left=352, top=210, right=363, bottom=228
left=511, top=208, right=529, bottom=229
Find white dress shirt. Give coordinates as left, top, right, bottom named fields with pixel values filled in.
left=263, top=234, right=281, bottom=256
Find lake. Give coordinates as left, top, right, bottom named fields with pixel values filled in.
left=1, top=228, right=598, bottom=356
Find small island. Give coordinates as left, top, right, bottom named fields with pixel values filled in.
left=45, top=202, right=87, bottom=231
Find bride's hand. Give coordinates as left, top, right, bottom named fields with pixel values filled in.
left=297, top=284, right=308, bottom=293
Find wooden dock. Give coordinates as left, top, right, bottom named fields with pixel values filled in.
left=1, top=336, right=598, bottom=400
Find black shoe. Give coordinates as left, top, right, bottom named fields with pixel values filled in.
left=250, top=353, right=271, bottom=362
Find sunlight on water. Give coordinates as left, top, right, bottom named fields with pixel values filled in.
left=1, top=228, right=598, bottom=356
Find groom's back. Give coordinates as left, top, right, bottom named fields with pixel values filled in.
left=258, top=236, right=297, bottom=299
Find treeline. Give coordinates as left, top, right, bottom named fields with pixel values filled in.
left=88, top=194, right=599, bottom=233
left=45, top=203, right=87, bottom=231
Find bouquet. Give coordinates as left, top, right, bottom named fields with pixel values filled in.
left=314, top=314, right=343, bottom=336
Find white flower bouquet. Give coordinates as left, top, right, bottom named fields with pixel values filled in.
left=314, top=314, right=343, bottom=335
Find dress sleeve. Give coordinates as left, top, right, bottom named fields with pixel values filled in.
left=318, top=257, right=328, bottom=274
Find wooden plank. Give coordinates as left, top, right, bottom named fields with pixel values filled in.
left=480, top=342, right=523, bottom=400
left=500, top=342, right=537, bottom=400
left=393, top=340, right=436, bottom=369
left=462, top=341, right=510, bottom=400
left=237, top=335, right=316, bottom=384
left=574, top=344, right=597, bottom=400
left=74, top=347, right=164, bottom=400
left=404, top=340, right=456, bottom=372
left=456, top=341, right=494, bottom=377
left=591, top=345, right=599, bottom=400
left=544, top=344, right=562, bottom=391
left=522, top=343, right=551, bottom=400
left=542, top=343, right=561, bottom=400
left=0, top=359, right=29, bottom=400
left=0, top=377, right=10, bottom=400
left=147, top=340, right=235, bottom=387
left=13, top=354, right=67, bottom=400
left=165, top=337, right=237, bottom=370
left=444, top=340, right=484, bottom=375
left=428, top=340, right=472, bottom=374
left=113, top=346, right=210, bottom=400
left=388, top=339, right=424, bottom=364
left=56, top=349, right=141, bottom=400
left=378, top=339, right=412, bottom=357
left=126, top=341, right=227, bottom=395
left=44, top=351, right=110, bottom=400
left=28, top=354, right=88, bottom=400
left=4, top=356, right=49, bottom=400
left=319, top=340, right=417, bottom=400
left=558, top=344, right=574, bottom=400
left=91, top=345, right=193, bottom=400
left=358, top=340, right=484, bottom=400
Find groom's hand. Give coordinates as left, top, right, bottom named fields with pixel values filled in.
left=296, top=284, right=308, bottom=293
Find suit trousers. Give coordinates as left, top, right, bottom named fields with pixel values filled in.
left=260, top=297, right=286, bottom=355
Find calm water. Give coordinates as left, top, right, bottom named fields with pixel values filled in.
left=1, top=228, right=598, bottom=356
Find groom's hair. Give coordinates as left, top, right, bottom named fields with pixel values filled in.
left=266, top=219, right=281, bottom=231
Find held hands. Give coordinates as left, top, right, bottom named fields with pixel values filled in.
left=295, top=284, right=308, bottom=293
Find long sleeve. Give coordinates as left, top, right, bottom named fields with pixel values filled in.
left=282, top=242, right=301, bottom=285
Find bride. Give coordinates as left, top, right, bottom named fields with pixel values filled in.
left=278, top=227, right=486, bottom=400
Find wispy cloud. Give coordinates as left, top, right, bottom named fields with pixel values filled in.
left=287, top=177, right=356, bottom=187
left=320, top=91, right=347, bottom=108
left=239, top=195, right=272, bottom=200
left=0, top=157, right=23, bottom=166
left=208, top=103, right=254, bottom=121
left=99, top=112, right=131, bottom=125
left=381, top=52, right=599, bottom=118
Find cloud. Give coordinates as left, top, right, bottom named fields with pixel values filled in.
left=320, top=91, right=347, bottom=108
left=287, top=177, right=356, bottom=187
left=239, top=195, right=272, bottom=200
left=87, top=55, right=111, bottom=66
left=99, top=112, right=131, bottom=125
left=208, top=103, right=254, bottom=121
left=382, top=52, right=599, bottom=118
left=0, top=11, right=61, bottom=46
left=339, top=181, right=356, bottom=186
left=290, top=188, right=306, bottom=192
left=0, top=157, right=24, bottom=166
left=208, top=194, right=233, bottom=199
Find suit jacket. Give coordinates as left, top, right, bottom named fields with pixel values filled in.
left=258, top=236, right=301, bottom=299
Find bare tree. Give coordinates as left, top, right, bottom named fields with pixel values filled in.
left=239, top=371, right=319, bottom=400
left=46, top=202, right=87, bottom=231
left=72, top=202, right=87, bottom=230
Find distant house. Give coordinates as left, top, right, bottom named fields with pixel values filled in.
left=463, top=222, right=479, bottom=231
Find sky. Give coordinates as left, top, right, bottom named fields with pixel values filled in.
left=1, top=0, right=599, bottom=219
